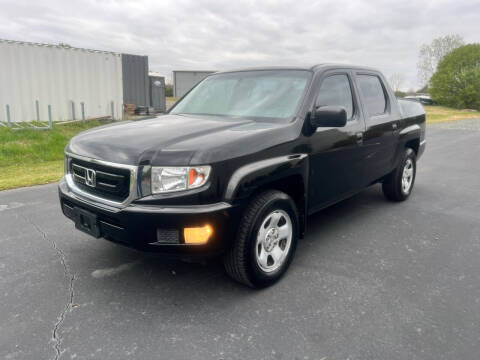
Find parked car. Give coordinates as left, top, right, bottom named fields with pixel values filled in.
left=404, top=94, right=434, bottom=105
left=59, top=64, right=426, bottom=288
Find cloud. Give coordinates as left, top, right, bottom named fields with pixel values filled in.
left=0, top=0, right=478, bottom=89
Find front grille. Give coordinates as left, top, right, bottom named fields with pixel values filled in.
left=70, top=158, right=131, bottom=202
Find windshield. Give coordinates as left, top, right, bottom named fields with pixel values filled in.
left=170, top=70, right=311, bottom=120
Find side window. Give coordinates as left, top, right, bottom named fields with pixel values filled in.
left=357, top=75, right=387, bottom=116
left=316, top=74, right=354, bottom=120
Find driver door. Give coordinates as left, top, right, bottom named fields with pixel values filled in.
left=307, top=72, right=367, bottom=212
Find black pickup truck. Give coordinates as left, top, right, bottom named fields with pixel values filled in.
left=59, top=64, right=426, bottom=288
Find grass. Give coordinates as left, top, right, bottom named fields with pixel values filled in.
left=425, top=105, right=480, bottom=123
left=0, top=105, right=479, bottom=191
left=0, top=120, right=109, bottom=191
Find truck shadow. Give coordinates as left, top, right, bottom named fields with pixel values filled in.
left=81, top=185, right=389, bottom=298
left=301, top=184, right=387, bottom=245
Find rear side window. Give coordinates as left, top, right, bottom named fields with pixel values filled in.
left=357, top=75, right=387, bottom=115
left=316, top=74, right=354, bottom=120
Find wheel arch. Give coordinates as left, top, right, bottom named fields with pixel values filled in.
left=224, top=154, right=309, bottom=237
left=392, top=124, right=421, bottom=168
left=405, top=138, right=420, bottom=155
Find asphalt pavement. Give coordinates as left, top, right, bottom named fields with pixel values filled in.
left=1, top=121, right=480, bottom=360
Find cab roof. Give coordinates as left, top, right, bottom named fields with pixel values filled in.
left=214, top=63, right=379, bottom=75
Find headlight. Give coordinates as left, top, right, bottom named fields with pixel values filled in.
left=151, top=166, right=211, bottom=194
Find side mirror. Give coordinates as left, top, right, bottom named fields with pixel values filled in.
left=310, top=106, right=347, bottom=128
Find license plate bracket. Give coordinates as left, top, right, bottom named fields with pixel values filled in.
left=74, top=207, right=101, bottom=238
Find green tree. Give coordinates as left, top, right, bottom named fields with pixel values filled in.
left=430, top=44, right=480, bottom=110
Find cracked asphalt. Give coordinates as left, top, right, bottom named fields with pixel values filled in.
left=1, top=122, right=480, bottom=360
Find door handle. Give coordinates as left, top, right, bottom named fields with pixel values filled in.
left=355, top=132, right=363, bottom=144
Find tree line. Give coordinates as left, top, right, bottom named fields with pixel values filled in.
left=390, top=34, right=479, bottom=110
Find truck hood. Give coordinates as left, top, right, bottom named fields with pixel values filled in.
left=66, top=114, right=298, bottom=166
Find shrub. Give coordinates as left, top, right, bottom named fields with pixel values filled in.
left=165, top=84, right=173, bottom=97
left=430, top=44, right=480, bottom=110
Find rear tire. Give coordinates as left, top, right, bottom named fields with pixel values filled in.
left=382, top=147, right=417, bottom=201
left=223, top=190, right=299, bottom=288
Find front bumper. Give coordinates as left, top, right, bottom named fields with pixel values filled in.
left=58, top=177, right=241, bottom=258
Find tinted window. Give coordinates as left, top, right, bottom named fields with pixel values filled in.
left=316, top=75, right=354, bottom=119
left=357, top=75, right=387, bottom=115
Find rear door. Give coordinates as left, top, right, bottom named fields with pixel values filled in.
left=307, top=71, right=366, bottom=212
left=353, top=72, right=399, bottom=183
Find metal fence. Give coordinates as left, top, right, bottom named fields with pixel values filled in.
left=1, top=99, right=122, bottom=130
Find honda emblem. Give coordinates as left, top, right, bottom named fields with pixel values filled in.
left=85, top=168, right=96, bottom=187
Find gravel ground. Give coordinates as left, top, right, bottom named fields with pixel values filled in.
left=1, top=120, right=480, bottom=360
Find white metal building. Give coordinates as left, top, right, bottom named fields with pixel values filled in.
left=0, top=39, right=125, bottom=123
left=173, top=70, right=216, bottom=98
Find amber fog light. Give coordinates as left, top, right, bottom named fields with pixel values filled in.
left=184, top=225, right=213, bottom=244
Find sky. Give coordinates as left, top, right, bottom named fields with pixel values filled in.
left=0, top=0, right=478, bottom=90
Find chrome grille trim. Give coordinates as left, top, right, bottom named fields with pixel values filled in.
left=71, top=163, right=128, bottom=195
left=65, top=152, right=139, bottom=208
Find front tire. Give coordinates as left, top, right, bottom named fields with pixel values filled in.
left=382, top=147, right=417, bottom=201
left=223, top=190, right=299, bottom=288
